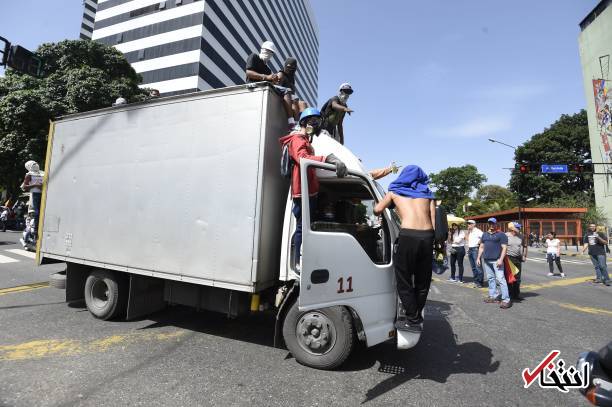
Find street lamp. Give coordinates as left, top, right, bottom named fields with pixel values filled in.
left=488, top=138, right=523, bottom=225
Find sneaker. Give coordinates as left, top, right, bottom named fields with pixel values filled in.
left=395, top=318, right=423, bottom=333
left=447, top=277, right=456, bottom=282
left=593, top=278, right=602, bottom=284
left=560, top=273, right=565, bottom=278
left=547, top=272, right=554, bottom=277
left=500, top=301, right=512, bottom=309
left=19, top=238, right=26, bottom=247
left=473, top=283, right=483, bottom=288
left=604, top=280, right=611, bottom=287
left=457, top=280, right=465, bottom=284
left=484, top=297, right=500, bottom=304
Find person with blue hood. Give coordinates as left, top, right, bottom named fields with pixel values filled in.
left=374, top=165, right=436, bottom=333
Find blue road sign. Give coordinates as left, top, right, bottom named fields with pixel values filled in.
left=541, top=164, right=568, bottom=174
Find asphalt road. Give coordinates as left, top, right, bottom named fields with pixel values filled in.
left=0, top=230, right=610, bottom=407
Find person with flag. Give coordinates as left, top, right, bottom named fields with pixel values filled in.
left=505, top=222, right=527, bottom=300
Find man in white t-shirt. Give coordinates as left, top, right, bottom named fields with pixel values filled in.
left=466, top=220, right=484, bottom=287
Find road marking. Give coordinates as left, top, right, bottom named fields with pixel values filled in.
left=521, top=276, right=594, bottom=291
left=0, top=282, right=49, bottom=296
left=0, top=330, right=188, bottom=361
left=526, top=257, right=592, bottom=265
left=548, top=301, right=612, bottom=317
left=0, top=254, right=19, bottom=264
left=5, top=249, right=36, bottom=259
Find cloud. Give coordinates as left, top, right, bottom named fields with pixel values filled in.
left=428, top=116, right=513, bottom=138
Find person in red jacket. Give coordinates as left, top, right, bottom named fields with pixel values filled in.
left=279, top=108, right=347, bottom=268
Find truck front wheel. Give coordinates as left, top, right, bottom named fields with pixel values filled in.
left=282, top=301, right=354, bottom=370
left=84, top=269, right=127, bottom=320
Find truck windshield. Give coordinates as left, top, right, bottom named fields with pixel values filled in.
left=373, top=181, right=401, bottom=229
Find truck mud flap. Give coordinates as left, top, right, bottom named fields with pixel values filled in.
left=273, top=281, right=298, bottom=348
left=126, top=274, right=166, bottom=320
left=65, top=263, right=89, bottom=303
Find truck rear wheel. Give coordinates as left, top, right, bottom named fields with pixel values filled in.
left=84, top=269, right=127, bottom=320
left=282, top=301, right=354, bottom=370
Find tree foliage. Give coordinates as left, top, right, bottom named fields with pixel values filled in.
left=0, top=40, right=149, bottom=197
left=508, top=111, right=593, bottom=207
left=429, top=165, right=487, bottom=212
left=454, top=185, right=515, bottom=217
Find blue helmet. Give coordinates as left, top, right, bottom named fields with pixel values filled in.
left=299, top=107, right=321, bottom=125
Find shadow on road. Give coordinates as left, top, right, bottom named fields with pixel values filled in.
left=342, top=300, right=500, bottom=404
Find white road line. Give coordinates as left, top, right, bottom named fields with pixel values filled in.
left=4, top=249, right=35, bottom=259
left=0, top=254, right=19, bottom=264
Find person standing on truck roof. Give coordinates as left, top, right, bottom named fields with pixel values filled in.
left=275, top=57, right=308, bottom=121
left=373, top=165, right=436, bottom=333
left=245, top=41, right=296, bottom=129
left=279, top=108, right=348, bottom=269
left=321, top=83, right=354, bottom=145
left=21, top=160, right=44, bottom=231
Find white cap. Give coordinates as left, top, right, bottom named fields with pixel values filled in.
left=467, top=220, right=476, bottom=224
left=113, top=97, right=127, bottom=106
left=261, top=41, right=277, bottom=54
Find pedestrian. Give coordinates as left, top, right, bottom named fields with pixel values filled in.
left=374, top=165, right=436, bottom=333
left=0, top=206, right=7, bottom=232
left=275, top=57, right=308, bottom=121
left=278, top=108, right=347, bottom=268
left=545, top=232, right=564, bottom=277
left=245, top=41, right=296, bottom=128
left=477, top=217, right=512, bottom=309
left=466, top=220, right=484, bottom=287
left=582, top=223, right=610, bottom=286
left=448, top=223, right=466, bottom=283
left=506, top=222, right=527, bottom=300
left=320, top=83, right=354, bottom=145
left=21, top=160, right=44, bottom=231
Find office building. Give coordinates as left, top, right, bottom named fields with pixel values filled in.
left=578, top=0, right=612, bottom=226
left=80, top=0, right=98, bottom=40
left=84, top=0, right=319, bottom=105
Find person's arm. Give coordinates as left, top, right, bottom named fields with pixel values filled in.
left=246, top=70, right=276, bottom=82
left=369, top=167, right=392, bottom=180
left=373, top=193, right=395, bottom=216
left=597, top=232, right=608, bottom=245
left=22, top=174, right=31, bottom=191
left=337, top=121, right=344, bottom=145
left=477, top=242, right=484, bottom=266
left=330, top=100, right=353, bottom=114
left=289, top=138, right=326, bottom=165
left=522, top=241, right=528, bottom=261
left=497, top=244, right=507, bottom=268
left=556, top=240, right=561, bottom=257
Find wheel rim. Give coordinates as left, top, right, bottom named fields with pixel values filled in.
left=295, top=311, right=337, bottom=355
left=90, top=279, right=110, bottom=309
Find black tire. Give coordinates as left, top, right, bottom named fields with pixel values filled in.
left=84, top=269, right=127, bottom=320
left=282, top=301, right=354, bottom=370
left=49, top=272, right=66, bottom=289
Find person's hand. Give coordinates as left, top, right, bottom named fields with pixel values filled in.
left=345, top=107, right=353, bottom=115
left=325, top=154, right=348, bottom=178
left=522, top=255, right=527, bottom=262
left=390, top=161, right=400, bottom=174
left=496, top=258, right=503, bottom=268
left=476, top=258, right=481, bottom=267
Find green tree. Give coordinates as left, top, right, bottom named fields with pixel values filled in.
left=454, top=185, right=516, bottom=217
left=429, top=165, right=487, bottom=212
left=0, top=40, right=149, bottom=197
left=508, top=110, right=593, bottom=206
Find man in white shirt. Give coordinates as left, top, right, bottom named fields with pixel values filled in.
left=466, top=220, right=484, bottom=287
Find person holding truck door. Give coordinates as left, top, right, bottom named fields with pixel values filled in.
left=373, top=165, right=436, bottom=333
left=279, top=108, right=348, bottom=269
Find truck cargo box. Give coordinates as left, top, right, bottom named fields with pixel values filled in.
left=39, top=84, right=288, bottom=292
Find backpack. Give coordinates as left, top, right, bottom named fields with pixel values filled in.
left=280, top=141, right=293, bottom=179
left=434, top=205, right=448, bottom=244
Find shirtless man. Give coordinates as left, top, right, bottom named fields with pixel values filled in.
left=374, top=165, right=435, bottom=332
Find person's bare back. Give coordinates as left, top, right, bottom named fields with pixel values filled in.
left=374, top=192, right=435, bottom=231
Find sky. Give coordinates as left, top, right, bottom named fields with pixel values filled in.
left=1, top=0, right=599, bottom=188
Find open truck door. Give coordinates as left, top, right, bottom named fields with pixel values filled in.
left=296, top=160, right=397, bottom=349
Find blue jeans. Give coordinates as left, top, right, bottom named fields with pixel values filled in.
left=482, top=259, right=510, bottom=302
left=590, top=254, right=610, bottom=282
left=468, top=247, right=483, bottom=284
left=292, top=197, right=317, bottom=266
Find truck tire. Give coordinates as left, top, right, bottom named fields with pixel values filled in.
left=49, top=272, right=66, bottom=289
left=84, top=269, right=127, bottom=320
left=282, top=301, right=354, bottom=370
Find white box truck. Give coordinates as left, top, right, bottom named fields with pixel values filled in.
left=37, top=83, right=405, bottom=369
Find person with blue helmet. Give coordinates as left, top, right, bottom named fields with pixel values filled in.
left=279, top=108, right=348, bottom=268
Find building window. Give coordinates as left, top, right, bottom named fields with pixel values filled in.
left=567, top=222, right=577, bottom=236
left=116, top=33, right=123, bottom=43
left=159, top=1, right=166, bottom=10
left=554, top=222, right=566, bottom=235
left=175, top=0, right=182, bottom=5
left=137, top=49, right=145, bottom=60
left=130, top=4, right=160, bottom=18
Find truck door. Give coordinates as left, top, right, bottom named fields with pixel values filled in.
left=298, top=160, right=396, bottom=313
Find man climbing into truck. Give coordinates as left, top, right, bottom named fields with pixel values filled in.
left=245, top=41, right=296, bottom=129
left=279, top=108, right=348, bottom=268
left=373, top=165, right=436, bottom=333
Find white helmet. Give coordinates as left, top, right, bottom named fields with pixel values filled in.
left=113, top=97, right=127, bottom=106
left=339, top=83, right=353, bottom=94
left=261, top=41, right=277, bottom=54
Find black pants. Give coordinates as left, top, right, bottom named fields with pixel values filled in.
left=394, top=229, right=434, bottom=324
left=450, top=246, right=466, bottom=280
left=547, top=253, right=563, bottom=274
left=508, top=256, right=522, bottom=299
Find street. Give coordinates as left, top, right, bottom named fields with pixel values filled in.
left=0, top=230, right=610, bottom=407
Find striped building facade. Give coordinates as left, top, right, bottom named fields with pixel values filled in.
left=84, top=0, right=319, bottom=105
left=80, top=0, right=98, bottom=40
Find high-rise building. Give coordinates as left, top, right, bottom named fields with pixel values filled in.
left=82, top=0, right=319, bottom=105
left=578, top=0, right=612, bottom=226
left=80, top=0, right=98, bottom=40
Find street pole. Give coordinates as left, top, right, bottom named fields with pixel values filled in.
left=489, top=138, right=522, bottom=226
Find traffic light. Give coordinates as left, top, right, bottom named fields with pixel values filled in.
left=519, top=164, right=529, bottom=174
left=5, top=45, right=44, bottom=78
left=571, top=163, right=593, bottom=173
left=515, top=163, right=539, bottom=174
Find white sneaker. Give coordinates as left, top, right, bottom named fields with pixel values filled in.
left=547, top=272, right=554, bottom=276
left=19, top=238, right=25, bottom=247
left=447, top=278, right=456, bottom=282
left=560, top=273, right=565, bottom=278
